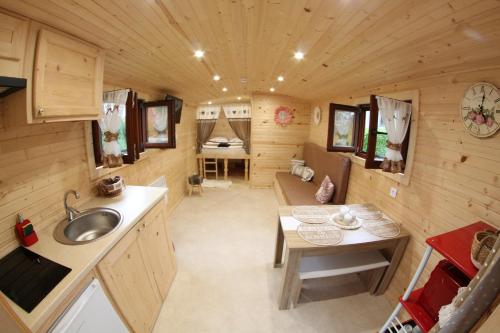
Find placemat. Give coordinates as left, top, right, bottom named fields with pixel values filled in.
left=297, top=223, right=343, bottom=246
left=292, top=206, right=331, bottom=224
left=348, top=203, right=377, bottom=213
left=362, top=218, right=400, bottom=238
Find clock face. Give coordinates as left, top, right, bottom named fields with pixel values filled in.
left=460, top=82, right=500, bottom=138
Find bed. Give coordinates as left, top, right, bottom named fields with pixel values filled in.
left=196, top=147, right=250, bottom=181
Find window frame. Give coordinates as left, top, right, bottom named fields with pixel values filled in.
left=326, top=103, right=361, bottom=153
left=355, top=95, right=412, bottom=170
left=91, top=90, right=140, bottom=167
left=140, top=99, right=176, bottom=149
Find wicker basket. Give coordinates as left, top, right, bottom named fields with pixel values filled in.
left=97, top=176, right=125, bottom=197
left=471, top=230, right=498, bottom=269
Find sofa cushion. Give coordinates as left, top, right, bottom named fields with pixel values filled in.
left=275, top=173, right=319, bottom=205
left=303, top=142, right=350, bottom=204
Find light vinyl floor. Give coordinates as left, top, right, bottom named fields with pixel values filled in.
left=153, top=180, right=393, bottom=333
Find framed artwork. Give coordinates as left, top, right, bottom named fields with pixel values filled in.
left=140, top=100, right=176, bottom=149
left=326, top=103, right=360, bottom=152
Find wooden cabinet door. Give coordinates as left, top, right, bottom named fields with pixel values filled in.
left=139, top=203, right=177, bottom=300
left=33, top=29, right=104, bottom=120
left=0, top=12, right=29, bottom=78
left=97, top=224, right=161, bottom=333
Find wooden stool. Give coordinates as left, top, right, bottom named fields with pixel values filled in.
left=203, top=158, right=218, bottom=179
left=188, top=175, right=203, bottom=196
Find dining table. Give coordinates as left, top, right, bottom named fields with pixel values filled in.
left=273, top=204, right=410, bottom=310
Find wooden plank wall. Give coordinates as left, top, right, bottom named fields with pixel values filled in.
left=307, top=68, right=500, bottom=306
left=0, top=88, right=196, bottom=257
left=250, top=93, right=311, bottom=187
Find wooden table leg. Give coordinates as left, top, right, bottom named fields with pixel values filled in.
left=375, top=236, right=409, bottom=295
left=198, top=158, right=203, bottom=176
left=278, top=248, right=301, bottom=310
left=244, top=159, right=249, bottom=181
left=224, top=158, right=228, bottom=180
left=273, top=216, right=284, bottom=268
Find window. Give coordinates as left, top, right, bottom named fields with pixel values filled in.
left=140, top=100, right=176, bottom=149
left=92, top=90, right=141, bottom=167
left=327, top=95, right=412, bottom=171
left=326, top=103, right=360, bottom=152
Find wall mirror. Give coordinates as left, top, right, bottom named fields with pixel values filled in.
left=141, top=100, right=176, bottom=148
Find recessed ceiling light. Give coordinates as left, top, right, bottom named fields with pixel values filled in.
left=277, top=76, right=284, bottom=82
left=208, top=101, right=212, bottom=105
left=294, top=51, right=304, bottom=60
left=213, top=75, right=220, bottom=81
left=237, top=96, right=242, bottom=100
left=194, top=50, right=204, bottom=58
left=270, top=87, right=275, bottom=92
left=222, top=87, right=228, bottom=92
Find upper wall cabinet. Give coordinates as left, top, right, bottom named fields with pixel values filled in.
left=0, top=12, right=29, bottom=78
left=32, top=29, right=104, bottom=121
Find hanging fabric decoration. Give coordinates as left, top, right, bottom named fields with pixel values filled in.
left=99, top=89, right=129, bottom=168
left=376, top=96, right=412, bottom=173
left=196, top=105, right=221, bottom=120
left=274, top=106, right=293, bottom=126
left=152, top=106, right=168, bottom=141
left=222, top=103, right=251, bottom=119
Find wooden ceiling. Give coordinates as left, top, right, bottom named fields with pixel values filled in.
left=1, top=0, right=500, bottom=103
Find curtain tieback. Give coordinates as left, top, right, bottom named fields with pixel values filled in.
left=103, top=131, right=119, bottom=142
left=386, top=141, right=402, bottom=151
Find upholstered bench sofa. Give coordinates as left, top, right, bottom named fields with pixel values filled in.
left=273, top=142, right=351, bottom=205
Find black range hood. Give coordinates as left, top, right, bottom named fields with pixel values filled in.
left=0, top=76, right=27, bottom=98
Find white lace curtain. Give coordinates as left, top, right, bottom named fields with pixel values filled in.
left=99, top=89, right=129, bottom=168
left=196, top=105, right=221, bottom=119
left=376, top=96, right=412, bottom=173
left=222, top=103, right=251, bottom=119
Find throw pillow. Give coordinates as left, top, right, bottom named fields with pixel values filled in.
left=291, top=164, right=304, bottom=177
left=301, top=167, right=315, bottom=182
left=315, top=175, right=335, bottom=203
left=208, top=137, right=229, bottom=143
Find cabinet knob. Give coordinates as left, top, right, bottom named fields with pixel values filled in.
left=38, top=108, right=44, bottom=114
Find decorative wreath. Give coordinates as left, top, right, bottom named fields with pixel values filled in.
left=274, top=106, right=293, bottom=126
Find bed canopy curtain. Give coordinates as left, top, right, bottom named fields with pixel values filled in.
left=223, top=103, right=252, bottom=154
left=376, top=96, right=412, bottom=173
left=99, top=89, right=129, bottom=168
left=196, top=105, right=221, bottom=153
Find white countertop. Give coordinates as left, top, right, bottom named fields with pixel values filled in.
left=6, top=185, right=167, bottom=332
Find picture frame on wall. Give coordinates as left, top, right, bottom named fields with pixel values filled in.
left=326, top=103, right=360, bottom=152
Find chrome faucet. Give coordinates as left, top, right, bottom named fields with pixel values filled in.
left=64, top=190, right=81, bottom=222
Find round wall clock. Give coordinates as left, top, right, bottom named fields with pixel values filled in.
left=460, top=82, right=499, bottom=138
left=312, top=106, right=321, bottom=125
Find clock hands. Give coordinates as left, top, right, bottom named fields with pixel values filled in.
left=479, top=92, right=485, bottom=113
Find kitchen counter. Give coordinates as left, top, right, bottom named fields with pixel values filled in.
left=5, top=185, right=167, bottom=332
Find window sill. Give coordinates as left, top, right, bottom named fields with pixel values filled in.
left=89, top=151, right=150, bottom=181
left=347, top=154, right=411, bottom=186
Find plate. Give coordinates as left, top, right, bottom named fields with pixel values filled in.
left=330, top=213, right=362, bottom=230
left=312, top=106, right=321, bottom=125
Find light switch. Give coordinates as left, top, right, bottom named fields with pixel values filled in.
left=389, top=187, right=398, bottom=198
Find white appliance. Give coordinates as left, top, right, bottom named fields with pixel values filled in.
left=49, top=279, right=129, bottom=333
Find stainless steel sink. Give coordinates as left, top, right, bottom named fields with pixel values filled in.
left=54, top=208, right=122, bottom=245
